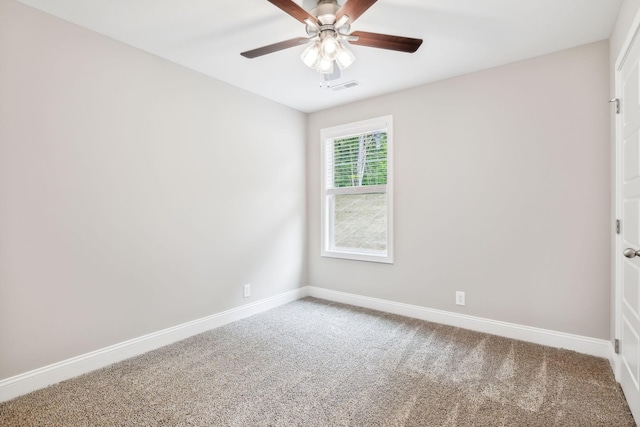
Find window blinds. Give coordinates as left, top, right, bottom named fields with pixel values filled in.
left=326, top=131, right=388, bottom=189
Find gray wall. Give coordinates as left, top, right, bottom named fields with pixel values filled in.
left=307, top=41, right=611, bottom=339
left=0, top=0, right=306, bottom=380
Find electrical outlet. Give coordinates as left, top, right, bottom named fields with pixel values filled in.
left=243, top=283, right=251, bottom=298
left=456, top=291, right=465, bottom=306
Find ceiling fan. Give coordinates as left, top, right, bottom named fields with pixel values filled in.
left=240, top=0, right=423, bottom=75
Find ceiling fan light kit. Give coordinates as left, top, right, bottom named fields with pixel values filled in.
left=301, top=30, right=355, bottom=73
left=241, top=0, right=422, bottom=76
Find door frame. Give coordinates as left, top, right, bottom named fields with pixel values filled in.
left=615, top=8, right=640, bottom=382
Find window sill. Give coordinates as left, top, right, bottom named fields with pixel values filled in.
left=321, top=249, right=394, bottom=264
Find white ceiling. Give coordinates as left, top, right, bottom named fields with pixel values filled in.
left=17, top=0, right=622, bottom=113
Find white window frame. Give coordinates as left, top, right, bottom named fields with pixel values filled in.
left=320, top=115, right=394, bottom=264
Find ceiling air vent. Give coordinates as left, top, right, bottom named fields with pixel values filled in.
left=330, top=81, right=360, bottom=91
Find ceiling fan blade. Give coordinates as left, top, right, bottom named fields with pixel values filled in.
left=349, top=31, right=423, bottom=53
left=267, top=0, right=317, bottom=24
left=335, top=0, right=377, bottom=25
left=241, top=37, right=312, bottom=59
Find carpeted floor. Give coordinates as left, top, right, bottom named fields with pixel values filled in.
left=0, top=297, right=635, bottom=426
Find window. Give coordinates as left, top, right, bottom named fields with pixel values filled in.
left=321, top=116, right=393, bottom=263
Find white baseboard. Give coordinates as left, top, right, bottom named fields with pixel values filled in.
left=0, top=287, right=308, bottom=403
left=306, top=286, right=613, bottom=359
left=1, top=285, right=614, bottom=403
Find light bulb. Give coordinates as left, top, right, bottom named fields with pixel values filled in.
left=335, top=45, right=355, bottom=70
left=320, top=36, right=340, bottom=61
left=301, top=42, right=321, bottom=69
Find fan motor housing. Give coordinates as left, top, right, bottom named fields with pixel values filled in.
left=311, top=0, right=340, bottom=25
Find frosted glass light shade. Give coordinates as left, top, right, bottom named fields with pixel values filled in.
left=316, top=56, right=334, bottom=74
left=336, top=45, right=355, bottom=70
left=301, top=42, right=321, bottom=69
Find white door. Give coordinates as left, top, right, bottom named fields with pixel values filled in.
left=617, top=16, right=640, bottom=424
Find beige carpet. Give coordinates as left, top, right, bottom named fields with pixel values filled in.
left=0, top=297, right=635, bottom=426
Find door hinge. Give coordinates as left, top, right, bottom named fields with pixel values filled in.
left=617, top=219, right=621, bottom=235
left=615, top=339, right=621, bottom=354
left=610, top=98, right=621, bottom=114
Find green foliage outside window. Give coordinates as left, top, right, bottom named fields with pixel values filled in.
left=333, top=132, right=387, bottom=188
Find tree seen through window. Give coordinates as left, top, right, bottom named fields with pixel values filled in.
left=333, top=132, right=387, bottom=188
